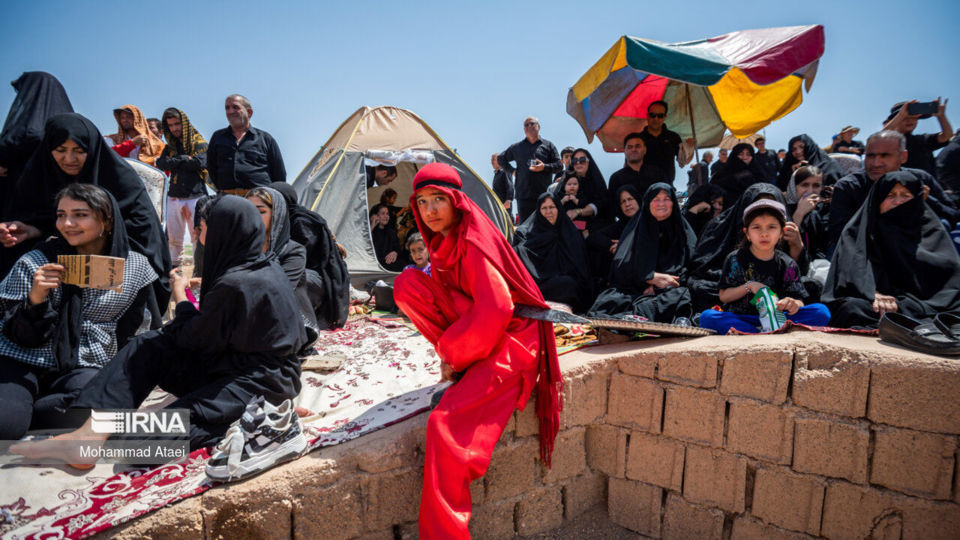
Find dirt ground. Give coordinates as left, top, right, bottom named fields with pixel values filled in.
left=521, top=508, right=645, bottom=539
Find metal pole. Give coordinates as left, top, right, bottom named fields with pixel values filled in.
left=685, top=85, right=702, bottom=186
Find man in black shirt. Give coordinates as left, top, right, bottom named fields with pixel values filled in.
left=710, top=148, right=728, bottom=178
left=608, top=133, right=668, bottom=210
left=497, top=116, right=563, bottom=221
left=638, top=100, right=692, bottom=185
left=491, top=152, right=515, bottom=219
left=936, top=131, right=960, bottom=198
left=157, top=108, right=208, bottom=265
left=752, top=137, right=780, bottom=183
left=207, top=94, right=286, bottom=195
left=883, top=99, right=953, bottom=177
left=686, top=151, right=712, bottom=192
left=831, top=126, right=864, bottom=155
left=555, top=146, right=575, bottom=182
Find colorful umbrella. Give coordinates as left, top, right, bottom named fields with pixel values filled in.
left=566, top=25, right=825, bottom=152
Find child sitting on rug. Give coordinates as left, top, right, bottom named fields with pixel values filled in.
left=700, top=199, right=830, bottom=335
left=403, top=232, right=430, bottom=276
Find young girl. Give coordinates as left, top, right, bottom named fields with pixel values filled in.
left=0, top=183, right=157, bottom=439
left=786, top=165, right=831, bottom=263
left=403, top=232, right=430, bottom=275
left=699, top=199, right=830, bottom=334
left=393, top=163, right=561, bottom=538
left=558, top=174, right=591, bottom=232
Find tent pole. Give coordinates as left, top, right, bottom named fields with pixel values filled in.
left=685, top=85, right=702, bottom=186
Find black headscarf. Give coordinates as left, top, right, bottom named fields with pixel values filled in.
left=271, top=182, right=349, bottom=327
left=824, top=171, right=960, bottom=312
left=777, top=134, right=845, bottom=190
left=683, top=183, right=726, bottom=212
left=563, top=148, right=608, bottom=216
left=0, top=72, right=73, bottom=184
left=613, top=184, right=642, bottom=222
left=34, top=189, right=129, bottom=371
left=12, top=113, right=171, bottom=304
left=710, top=143, right=764, bottom=206
left=514, top=192, right=590, bottom=283
left=688, top=183, right=785, bottom=280
left=199, top=195, right=270, bottom=301
left=610, top=183, right=696, bottom=293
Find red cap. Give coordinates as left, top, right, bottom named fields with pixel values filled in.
left=413, top=162, right=462, bottom=192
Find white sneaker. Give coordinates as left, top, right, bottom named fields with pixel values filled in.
left=206, top=398, right=308, bottom=482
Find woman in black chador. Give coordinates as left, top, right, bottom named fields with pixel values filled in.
left=776, top=133, right=845, bottom=190
left=824, top=171, right=960, bottom=328
left=514, top=192, right=592, bottom=312
left=710, top=143, right=764, bottom=207
left=589, top=183, right=696, bottom=322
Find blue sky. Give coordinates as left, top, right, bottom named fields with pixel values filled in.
left=2, top=0, right=958, bottom=188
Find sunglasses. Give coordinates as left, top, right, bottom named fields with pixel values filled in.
left=570, top=157, right=589, bottom=164
left=524, top=121, right=539, bottom=126
left=647, top=112, right=666, bottom=119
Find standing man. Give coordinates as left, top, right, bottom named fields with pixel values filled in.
left=711, top=148, right=728, bottom=177
left=497, top=116, right=562, bottom=221
left=607, top=133, right=667, bottom=210
left=753, top=137, right=780, bottom=183
left=207, top=94, right=286, bottom=195
left=491, top=152, right=515, bottom=219
left=639, top=100, right=693, bottom=185
left=147, top=117, right=164, bottom=142
left=107, top=105, right=165, bottom=166
left=687, top=151, right=712, bottom=191
left=555, top=146, right=575, bottom=181
left=883, top=98, right=953, bottom=177
left=157, top=108, right=208, bottom=266
left=832, top=126, right=864, bottom=155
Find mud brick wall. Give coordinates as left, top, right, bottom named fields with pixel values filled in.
left=107, top=333, right=960, bottom=540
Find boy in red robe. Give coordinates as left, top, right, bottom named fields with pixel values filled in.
left=394, top=163, right=562, bottom=538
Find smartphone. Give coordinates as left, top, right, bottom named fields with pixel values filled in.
left=907, top=101, right=938, bottom=116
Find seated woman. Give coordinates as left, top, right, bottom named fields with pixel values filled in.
left=246, top=187, right=319, bottom=349
left=786, top=166, right=831, bottom=269
left=514, top=193, right=592, bottom=312
left=710, top=143, right=764, bottom=207
left=556, top=174, right=595, bottom=234
left=0, top=183, right=157, bottom=439
left=700, top=200, right=830, bottom=334
left=824, top=171, right=960, bottom=329
left=776, top=134, right=845, bottom=190
left=370, top=203, right=405, bottom=271
left=12, top=196, right=307, bottom=465
left=269, top=182, right=350, bottom=330
left=589, top=183, right=696, bottom=323
left=0, top=113, right=171, bottom=312
left=682, top=184, right=726, bottom=238
left=586, top=185, right=641, bottom=284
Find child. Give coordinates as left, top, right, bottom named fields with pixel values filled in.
left=403, top=232, right=430, bottom=275
left=699, top=199, right=831, bottom=334
left=393, top=163, right=561, bottom=538
left=558, top=174, right=591, bottom=232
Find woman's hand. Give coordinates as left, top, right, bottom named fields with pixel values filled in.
left=783, top=222, right=804, bottom=260
left=385, top=251, right=398, bottom=264
left=776, top=296, right=804, bottom=315
left=566, top=209, right=579, bottom=221
left=29, top=263, right=64, bottom=305
left=609, top=239, right=619, bottom=254
left=792, top=194, right=820, bottom=223
left=647, top=272, right=680, bottom=289
left=791, top=159, right=808, bottom=171
left=169, top=269, right=188, bottom=304
left=0, top=221, right=41, bottom=248
left=689, top=201, right=711, bottom=214
left=873, top=293, right=898, bottom=315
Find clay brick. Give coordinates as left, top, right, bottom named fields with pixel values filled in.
left=516, top=486, right=563, bottom=535
left=607, top=372, right=663, bottom=432
left=869, top=363, right=960, bottom=434
left=607, top=478, right=662, bottom=537
left=625, top=431, right=685, bottom=491
left=357, top=531, right=393, bottom=540
left=658, top=351, right=719, bottom=388
left=394, top=522, right=418, bottom=540
left=363, top=467, right=422, bottom=531
left=726, top=399, right=794, bottom=464
left=822, top=481, right=960, bottom=540
left=354, top=422, right=421, bottom=474
left=563, top=472, right=606, bottom=519
left=586, top=424, right=627, bottom=478
left=792, top=361, right=869, bottom=418
left=662, top=493, right=724, bottom=539
left=204, top=494, right=292, bottom=540
left=683, top=445, right=747, bottom=513
left=542, top=427, right=587, bottom=484
left=752, top=467, right=825, bottom=535
left=470, top=478, right=484, bottom=506
left=871, top=426, right=956, bottom=499
left=731, top=516, right=815, bottom=540
left=292, top=479, right=363, bottom=539
left=515, top=400, right=539, bottom=438
left=663, top=386, right=726, bottom=446
left=108, top=497, right=203, bottom=540
left=561, top=370, right=608, bottom=427
left=719, top=350, right=792, bottom=404
left=485, top=438, right=538, bottom=501
left=469, top=499, right=516, bottom=539
left=956, top=453, right=960, bottom=505
left=619, top=351, right=658, bottom=378
left=792, top=417, right=869, bottom=482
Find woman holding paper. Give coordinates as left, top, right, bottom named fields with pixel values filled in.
left=0, top=183, right=157, bottom=439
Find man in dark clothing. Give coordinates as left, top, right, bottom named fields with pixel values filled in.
left=207, top=94, right=286, bottom=195
left=608, top=133, right=668, bottom=210
left=829, top=130, right=959, bottom=255
left=752, top=137, right=780, bottom=183
left=883, top=99, right=953, bottom=177
left=832, top=126, right=864, bottom=155
left=686, top=151, right=712, bottom=192
left=555, top=146, right=575, bottom=182
left=491, top=152, right=515, bottom=218
left=365, top=165, right=398, bottom=188
left=936, top=131, right=960, bottom=198
left=711, top=148, right=728, bottom=177
left=497, top=116, right=563, bottom=221
left=638, top=101, right=692, bottom=185
left=157, top=108, right=208, bottom=265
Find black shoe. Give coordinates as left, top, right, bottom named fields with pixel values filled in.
left=933, top=313, right=960, bottom=340
left=878, top=312, right=960, bottom=356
